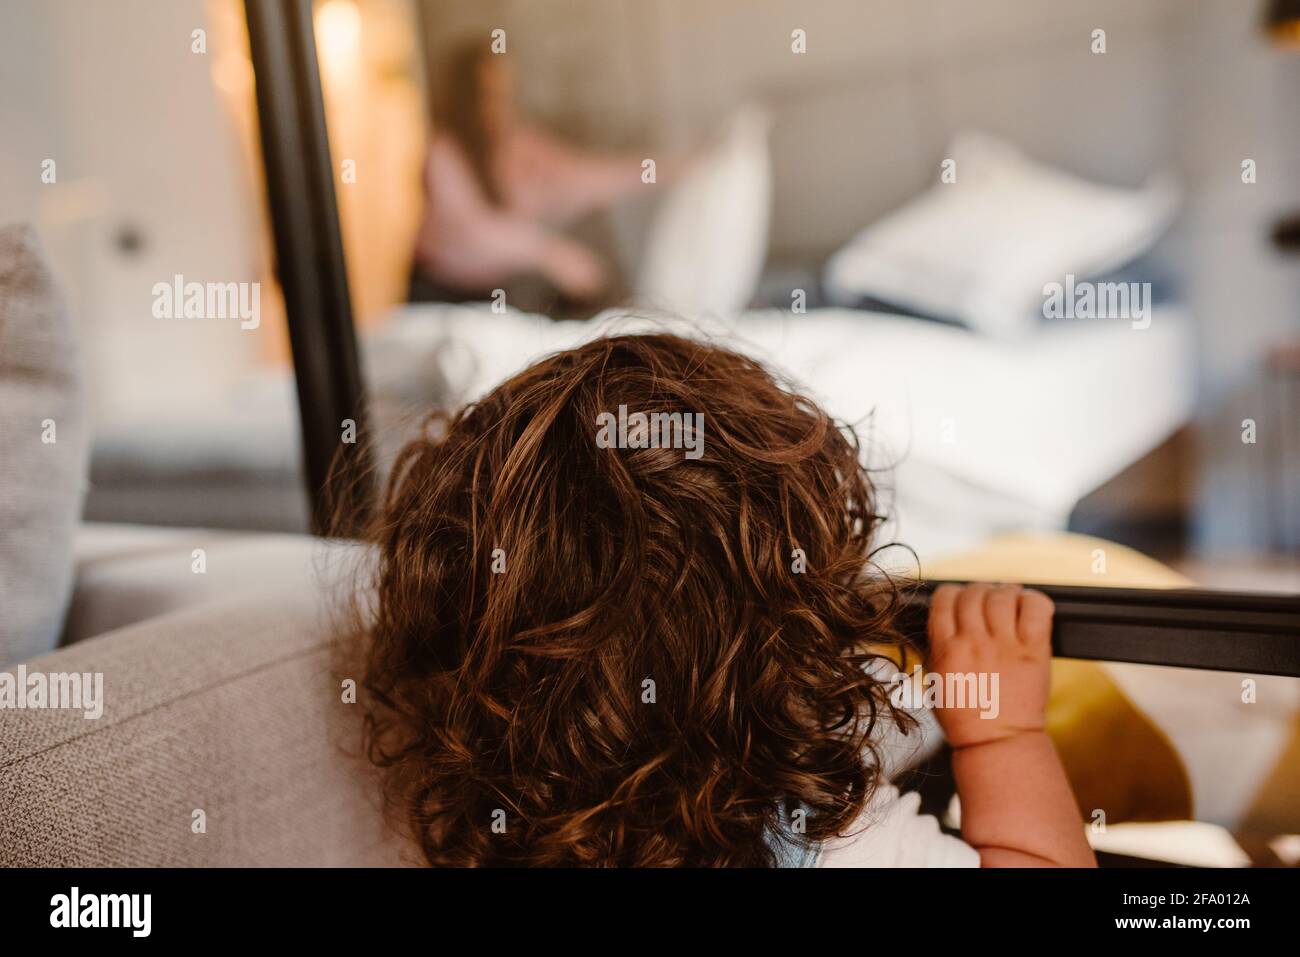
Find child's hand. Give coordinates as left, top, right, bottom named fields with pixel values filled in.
left=927, top=583, right=1054, bottom=750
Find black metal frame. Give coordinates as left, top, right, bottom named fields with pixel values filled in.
left=245, top=0, right=372, bottom=534
left=901, top=583, right=1300, bottom=678
left=243, top=0, right=1300, bottom=675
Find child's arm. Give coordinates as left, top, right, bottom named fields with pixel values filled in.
left=927, top=583, right=1097, bottom=868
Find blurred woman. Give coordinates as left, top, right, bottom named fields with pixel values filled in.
left=411, top=43, right=652, bottom=309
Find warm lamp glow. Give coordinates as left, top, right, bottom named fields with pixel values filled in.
left=212, top=51, right=254, bottom=96
left=1266, top=0, right=1300, bottom=49
left=1271, top=18, right=1300, bottom=49
left=315, top=0, right=362, bottom=70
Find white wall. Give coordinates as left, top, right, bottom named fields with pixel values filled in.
left=0, top=0, right=265, bottom=427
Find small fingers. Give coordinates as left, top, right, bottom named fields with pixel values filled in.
left=955, top=582, right=993, bottom=637
left=928, top=583, right=960, bottom=644
left=1017, top=588, right=1055, bottom=650
left=984, top=583, right=1023, bottom=640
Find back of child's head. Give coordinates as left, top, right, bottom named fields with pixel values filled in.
left=360, top=332, right=910, bottom=865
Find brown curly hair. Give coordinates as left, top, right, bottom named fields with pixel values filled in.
left=357, top=332, right=913, bottom=866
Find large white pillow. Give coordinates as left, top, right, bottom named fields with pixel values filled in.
left=634, top=106, right=772, bottom=318
left=823, top=132, right=1180, bottom=338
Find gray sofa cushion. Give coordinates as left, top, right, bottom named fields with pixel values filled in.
left=0, top=585, right=407, bottom=866
left=63, top=522, right=330, bottom=645
left=0, top=223, right=89, bottom=664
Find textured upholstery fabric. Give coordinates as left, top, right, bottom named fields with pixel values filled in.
left=0, top=585, right=407, bottom=866
left=62, top=522, right=340, bottom=646
left=0, top=223, right=89, bottom=664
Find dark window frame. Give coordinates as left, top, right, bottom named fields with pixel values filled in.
left=243, top=0, right=1300, bottom=676
left=245, top=0, right=372, bottom=535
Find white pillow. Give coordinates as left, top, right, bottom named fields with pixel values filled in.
left=823, top=132, right=1180, bottom=338
left=634, top=106, right=772, bottom=318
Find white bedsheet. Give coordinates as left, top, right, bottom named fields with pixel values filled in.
left=379, top=303, right=1196, bottom=562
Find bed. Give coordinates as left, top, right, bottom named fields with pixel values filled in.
left=374, top=301, right=1197, bottom=567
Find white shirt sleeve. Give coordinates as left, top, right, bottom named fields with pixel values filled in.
left=816, top=781, right=980, bottom=868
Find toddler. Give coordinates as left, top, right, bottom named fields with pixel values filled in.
left=356, top=332, right=1096, bottom=867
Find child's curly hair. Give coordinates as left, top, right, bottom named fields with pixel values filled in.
left=357, top=332, right=912, bottom=866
